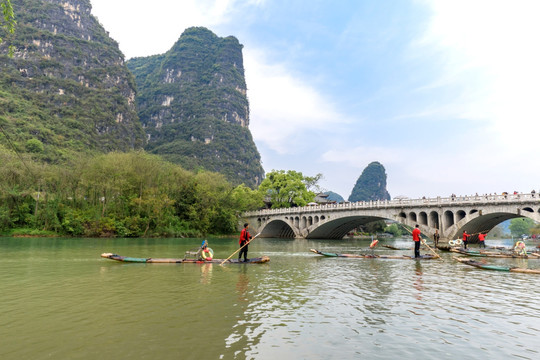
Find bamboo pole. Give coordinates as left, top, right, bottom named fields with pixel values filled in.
left=220, top=233, right=261, bottom=266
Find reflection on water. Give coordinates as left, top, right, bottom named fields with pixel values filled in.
left=413, top=262, right=423, bottom=300
left=200, top=263, right=213, bottom=284
left=0, top=237, right=539, bottom=359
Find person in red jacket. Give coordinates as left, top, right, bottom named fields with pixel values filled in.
left=477, top=232, right=487, bottom=248
left=239, top=223, right=252, bottom=262
left=462, top=231, right=471, bottom=249
left=412, top=224, right=422, bottom=258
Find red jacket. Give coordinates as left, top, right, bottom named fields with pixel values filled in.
left=239, top=228, right=251, bottom=245
left=412, top=228, right=421, bottom=242
left=478, top=233, right=486, bottom=241
left=463, top=233, right=471, bottom=241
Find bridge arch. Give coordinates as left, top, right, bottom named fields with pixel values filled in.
left=418, top=211, right=427, bottom=225
left=257, top=218, right=298, bottom=238
left=429, top=211, right=439, bottom=229
left=456, top=210, right=466, bottom=222
left=306, top=215, right=387, bottom=240
left=443, top=210, right=454, bottom=230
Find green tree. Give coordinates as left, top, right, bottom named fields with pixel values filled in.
left=258, top=170, right=317, bottom=208
left=385, top=223, right=403, bottom=237
left=1, top=0, right=15, bottom=56
left=530, top=223, right=540, bottom=237
left=509, top=218, right=535, bottom=237
left=26, top=139, right=44, bottom=153
left=364, top=220, right=386, bottom=234
left=230, top=184, right=264, bottom=212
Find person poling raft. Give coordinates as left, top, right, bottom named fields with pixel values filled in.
left=453, top=256, right=540, bottom=274
left=220, top=225, right=262, bottom=266
left=401, top=223, right=442, bottom=260
left=310, top=249, right=438, bottom=260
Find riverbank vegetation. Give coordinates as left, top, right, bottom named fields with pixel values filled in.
left=0, top=147, right=263, bottom=237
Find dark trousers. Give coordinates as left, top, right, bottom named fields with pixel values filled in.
left=463, top=240, right=468, bottom=249
left=479, top=241, right=485, bottom=248
left=414, top=241, right=420, bottom=258
left=239, top=244, right=248, bottom=261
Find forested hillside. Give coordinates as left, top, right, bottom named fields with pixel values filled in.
left=127, top=27, right=264, bottom=188
left=0, top=0, right=145, bottom=162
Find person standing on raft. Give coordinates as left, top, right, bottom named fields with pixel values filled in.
left=412, top=224, right=422, bottom=258
left=477, top=232, right=487, bottom=248
left=462, top=231, right=471, bottom=249
left=433, top=229, right=440, bottom=247
left=239, top=223, right=252, bottom=262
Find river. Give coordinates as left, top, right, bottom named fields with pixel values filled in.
left=0, top=236, right=538, bottom=359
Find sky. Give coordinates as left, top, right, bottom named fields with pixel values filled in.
left=90, top=0, right=540, bottom=200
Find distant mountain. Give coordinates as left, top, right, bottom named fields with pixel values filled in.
left=127, top=27, right=264, bottom=188
left=0, top=0, right=145, bottom=162
left=324, top=191, right=345, bottom=203
left=348, top=161, right=391, bottom=202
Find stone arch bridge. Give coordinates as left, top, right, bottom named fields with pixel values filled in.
left=243, top=193, right=540, bottom=243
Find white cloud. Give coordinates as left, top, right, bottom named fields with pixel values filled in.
left=245, top=49, right=349, bottom=154
left=90, top=0, right=263, bottom=58
left=418, top=0, right=540, bottom=141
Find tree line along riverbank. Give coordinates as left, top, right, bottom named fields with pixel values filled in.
left=0, top=150, right=263, bottom=238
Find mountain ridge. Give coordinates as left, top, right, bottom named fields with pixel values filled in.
left=127, top=27, right=264, bottom=188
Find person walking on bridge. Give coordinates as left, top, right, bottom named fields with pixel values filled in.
left=412, top=224, right=422, bottom=258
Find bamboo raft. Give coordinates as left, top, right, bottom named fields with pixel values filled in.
left=382, top=244, right=432, bottom=251
left=101, top=253, right=270, bottom=264
left=310, top=249, right=437, bottom=260
left=453, top=256, right=540, bottom=274
left=450, top=248, right=540, bottom=259
left=382, top=245, right=412, bottom=250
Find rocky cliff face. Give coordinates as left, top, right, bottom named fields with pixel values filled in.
left=348, top=161, right=391, bottom=202
left=0, top=0, right=145, bottom=161
left=127, top=27, right=264, bottom=188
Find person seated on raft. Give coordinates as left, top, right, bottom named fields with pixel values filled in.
left=195, top=240, right=209, bottom=260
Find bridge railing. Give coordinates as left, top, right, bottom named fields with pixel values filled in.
left=244, top=192, right=538, bottom=216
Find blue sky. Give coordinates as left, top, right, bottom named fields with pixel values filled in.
left=90, top=0, right=540, bottom=199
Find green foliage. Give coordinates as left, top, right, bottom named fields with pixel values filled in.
left=364, top=220, right=386, bottom=234
left=509, top=218, right=535, bottom=237
left=25, top=138, right=43, bottom=153
left=0, top=0, right=16, bottom=56
left=530, top=223, right=540, bottom=237
left=0, top=149, right=260, bottom=237
left=384, top=223, right=403, bottom=237
left=348, top=161, right=391, bottom=202
left=258, top=170, right=317, bottom=208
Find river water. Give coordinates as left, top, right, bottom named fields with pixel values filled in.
left=0, top=236, right=538, bottom=360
